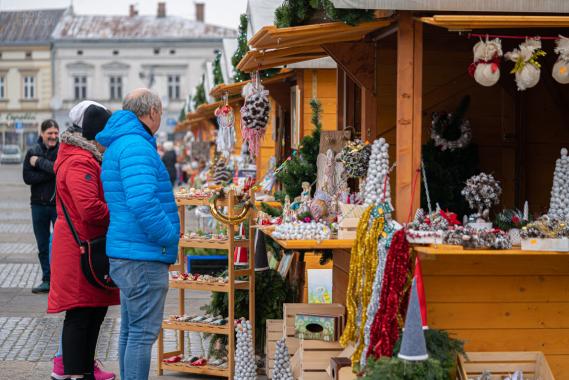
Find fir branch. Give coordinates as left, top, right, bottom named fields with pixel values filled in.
left=260, top=202, right=283, bottom=217
left=193, top=75, right=207, bottom=110
left=212, top=49, right=224, bottom=86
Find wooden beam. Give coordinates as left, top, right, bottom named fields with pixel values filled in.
left=322, top=41, right=376, bottom=93
left=361, top=86, right=377, bottom=141
left=395, top=12, right=422, bottom=223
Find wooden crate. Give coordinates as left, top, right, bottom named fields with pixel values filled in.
left=265, top=319, right=284, bottom=379
left=458, top=352, right=555, bottom=380
left=298, top=340, right=343, bottom=380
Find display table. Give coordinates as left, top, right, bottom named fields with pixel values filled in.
left=415, top=245, right=569, bottom=378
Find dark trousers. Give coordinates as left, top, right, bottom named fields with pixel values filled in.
left=30, top=204, right=57, bottom=282
left=62, top=307, right=108, bottom=376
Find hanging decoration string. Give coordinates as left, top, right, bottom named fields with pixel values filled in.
left=406, top=168, right=422, bottom=225
left=467, top=33, right=561, bottom=41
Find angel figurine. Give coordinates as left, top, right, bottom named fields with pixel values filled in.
left=283, top=195, right=295, bottom=223
left=299, top=182, right=312, bottom=214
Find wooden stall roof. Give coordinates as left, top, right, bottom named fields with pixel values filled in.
left=420, top=15, right=569, bottom=31
left=209, top=69, right=294, bottom=98
left=238, top=19, right=391, bottom=73
left=248, top=20, right=392, bottom=50
left=175, top=97, right=243, bottom=132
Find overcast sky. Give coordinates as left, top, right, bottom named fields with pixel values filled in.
left=0, top=0, right=248, bottom=29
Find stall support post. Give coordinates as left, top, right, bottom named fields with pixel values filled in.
left=395, top=11, right=423, bottom=222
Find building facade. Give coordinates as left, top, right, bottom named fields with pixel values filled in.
left=0, top=9, right=66, bottom=149
left=51, top=4, right=236, bottom=135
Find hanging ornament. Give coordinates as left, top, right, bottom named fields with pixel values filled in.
left=362, top=138, right=392, bottom=208
left=505, top=38, right=546, bottom=91
left=241, top=71, right=270, bottom=158
left=553, top=35, right=569, bottom=84
left=468, top=37, right=503, bottom=87
left=215, top=92, right=236, bottom=157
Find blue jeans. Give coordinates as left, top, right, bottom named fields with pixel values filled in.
left=31, top=204, right=57, bottom=282
left=109, top=258, right=169, bottom=380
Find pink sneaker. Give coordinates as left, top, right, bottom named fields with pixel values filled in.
left=94, top=360, right=115, bottom=380
left=51, top=356, right=69, bottom=380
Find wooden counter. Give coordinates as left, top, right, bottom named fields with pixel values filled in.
left=416, top=246, right=569, bottom=378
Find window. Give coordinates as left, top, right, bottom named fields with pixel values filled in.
left=169, top=49, right=176, bottom=55
left=113, top=50, right=119, bottom=56
left=25, top=51, right=32, bottom=59
left=73, top=75, right=87, bottom=100
left=0, top=75, right=5, bottom=98
left=77, top=50, right=83, bottom=56
left=153, top=48, right=160, bottom=55
left=23, top=76, right=35, bottom=99
left=167, top=74, right=180, bottom=100
left=109, top=75, right=122, bottom=100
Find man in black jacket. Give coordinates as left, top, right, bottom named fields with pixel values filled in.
left=23, top=119, right=59, bottom=294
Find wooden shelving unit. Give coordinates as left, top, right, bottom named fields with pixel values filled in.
left=157, top=191, right=255, bottom=378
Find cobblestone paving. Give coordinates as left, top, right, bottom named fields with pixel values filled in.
left=0, top=243, right=36, bottom=255
left=0, top=224, right=34, bottom=234
left=0, top=317, right=182, bottom=361
left=0, top=211, right=33, bottom=221
left=0, top=201, right=30, bottom=210
left=0, top=264, right=41, bottom=288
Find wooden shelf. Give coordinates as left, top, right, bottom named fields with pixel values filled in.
left=162, top=320, right=230, bottom=335
left=160, top=362, right=229, bottom=377
left=169, top=279, right=249, bottom=292
left=414, top=245, right=569, bottom=256
left=179, top=239, right=249, bottom=249
left=270, top=237, right=355, bottom=250
left=175, top=198, right=217, bottom=206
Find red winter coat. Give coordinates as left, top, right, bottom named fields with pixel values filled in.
left=48, top=133, right=119, bottom=313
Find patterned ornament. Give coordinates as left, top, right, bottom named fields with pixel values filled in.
left=215, top=100, right=236, bottom=157
left=505, top=38, right=546, bottom=91
left=443, top=226, right=512, bottom=249
left=548, top=148, right=569, bottom=220
left=468, top=37, right=503, bottom=87
left=272, top=338, right=293, bottom=380
left=362, top=138, right=392, bottom=208
left=337, top=139, right=372, bottom=178
left=234, top=319, right=256, bottom=380
left=241, top=73, right=270, bottom=158
left=553, top=36, right=569, bottom=84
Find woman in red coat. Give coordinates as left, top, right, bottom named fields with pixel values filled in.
left=48, top=101, right=119, bottom=380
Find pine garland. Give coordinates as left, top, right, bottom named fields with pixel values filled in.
left=232, top=14, right=251, bottom=83
left=193, top=75, right=207, bottom=110
left=275, top=98, right=322, bottom=199
left=260, top=202, right=283, bottom=217
left=361, top=357, right=446, bottom=380
left=213, top=49, right=224, bottom=86
left=178, top=107, right=186, bottom=122
left=274, top=0, right=374, bottom=28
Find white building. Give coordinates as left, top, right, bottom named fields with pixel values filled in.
left=51, top=3, right=236, bottom=135
left=0, top=9, right=66, bottom=149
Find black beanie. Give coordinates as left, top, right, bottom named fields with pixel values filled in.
left=82, top=104, right=111, bottom=141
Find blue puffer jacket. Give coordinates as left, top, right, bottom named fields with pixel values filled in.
left=96, top=110, right=179, bottom=264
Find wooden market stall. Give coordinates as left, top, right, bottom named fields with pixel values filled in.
left=240, top=1, right=569, bottom=378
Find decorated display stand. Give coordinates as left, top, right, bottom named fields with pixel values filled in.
left=157, top=190, right=255, bottom=378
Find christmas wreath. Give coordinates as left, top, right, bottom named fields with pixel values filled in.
left=430, top=112, right=472, bottom=152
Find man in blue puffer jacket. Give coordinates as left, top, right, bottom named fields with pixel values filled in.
left=96, top=88, right=179, bottom=380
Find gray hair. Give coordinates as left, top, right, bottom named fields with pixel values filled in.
left=123, top=89, right=162, bottom=117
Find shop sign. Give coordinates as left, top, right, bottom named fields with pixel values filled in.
left=0, top=112, right=37, bottom=123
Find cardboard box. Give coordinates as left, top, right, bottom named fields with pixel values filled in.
left=521, top=238, right=569, bottom=252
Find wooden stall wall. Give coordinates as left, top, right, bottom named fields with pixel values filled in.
left=302, top=69, right=338, bottom=136
left=232, top=105, right=244, bottom=157
left=256, top=98, right=278, bottom=180
left=422, top=254, right=569, bottom=378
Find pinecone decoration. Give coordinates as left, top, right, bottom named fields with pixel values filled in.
left=241, top=81, right=270, bottom=157
left=461, top=173, right=502, bottom=219
left=212, top=155, right=232, bottom=185
left=272, top=338, right=293, bottom=380
left=337, top=139, right=371, bottom=178
left=234, top=319, right=256, bottom=380
left=548, top=148, right=569, bottom=220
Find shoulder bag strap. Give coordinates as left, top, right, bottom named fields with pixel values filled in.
left=55, top=178, right=82, bottom=247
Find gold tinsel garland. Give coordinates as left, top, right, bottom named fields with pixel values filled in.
left=340, top=205, right=387, bottom=367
